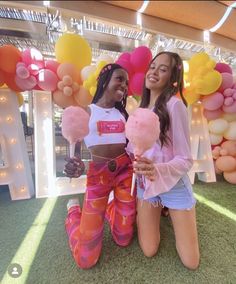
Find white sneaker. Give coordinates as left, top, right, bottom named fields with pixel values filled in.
left=67, top=198, right=80, bottom=211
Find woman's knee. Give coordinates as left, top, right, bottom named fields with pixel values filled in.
left=180, top=253, right=200, bottom=270
left=139, top=238, right=160, bottom=258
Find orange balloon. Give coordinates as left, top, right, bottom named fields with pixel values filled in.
left=4, top=73, right=23, bottom=92
left=221, top=141, right=236, bottom=157
left=52, top=90, right=78, bottom=108
left=74, top=86, right=93, bottom=107
left=223, top=171, right=236, bottom=184
left=0, top=45, right=22, bottom=73
left=215, top=156, right=236, bottom=172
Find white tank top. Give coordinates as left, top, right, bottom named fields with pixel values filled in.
left=84, top=104, right=126, bottom=148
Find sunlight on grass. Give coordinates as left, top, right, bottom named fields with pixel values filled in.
left=1, top=198, right=57, bottom=284
left=195, top=193, right=236, bottom=222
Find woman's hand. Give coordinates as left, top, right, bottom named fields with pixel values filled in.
left=64, top=156, right=85, bottom=178
left=133, top=156, right=157, bottom=181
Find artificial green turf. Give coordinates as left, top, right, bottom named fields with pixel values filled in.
left=0, top=177, right=235, bottom=284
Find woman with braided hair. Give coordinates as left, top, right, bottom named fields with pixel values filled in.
left=64, top=63, right=136, bottom=269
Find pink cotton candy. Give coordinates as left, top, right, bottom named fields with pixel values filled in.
left=61, top=106, right=89, bottom=144
left=125, top=108, right=160, bottom=156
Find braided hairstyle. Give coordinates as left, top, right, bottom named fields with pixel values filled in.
left=92, top=63, right=129, bottom=120
left=140, top=51, right=186, bottom=147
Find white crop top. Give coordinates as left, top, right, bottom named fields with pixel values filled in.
left=84, top=104, right=126, bottom=148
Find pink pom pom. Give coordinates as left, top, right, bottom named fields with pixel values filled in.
left=61, top=106, right=90, bottom=144
left=125, top=108, right=160, bottom=156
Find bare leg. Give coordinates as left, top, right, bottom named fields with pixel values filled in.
left=136, top=199, right=162, bottom=257
left=169, top=206, right=200, bottom=270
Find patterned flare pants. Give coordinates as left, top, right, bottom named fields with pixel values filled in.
left=65, top=153, right=136, bottom=269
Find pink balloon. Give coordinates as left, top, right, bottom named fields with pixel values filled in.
left=203, top=108, right=223, bottom=120
left=223, top=88, right=234, bottom=97
left=215, top=63, right=232, bottom=74
left=15, top=75, right=37, bottom=90
left=116, top=59, right=134, bottom=77
left=118, top=52, right=131, bottom=61
left=222, top=101, right=236, bottom=113
left=130, top=73, right=145, bottom=96
left=218, top=73, right=234, bottom=93
left=44, top=60, right=60, bottom=73
left=201, top=92, right=224, bottom=111
left=22, top=48, right=44, bottom=68
left=37, top=69, right=58, bottom=91
left=16, top=65, right=30, bottom=79
left=224, top=97, right=233, bottom=106
left=130, top=46, right=152, bottom=73
left=28, top=64, right=40, bottom=76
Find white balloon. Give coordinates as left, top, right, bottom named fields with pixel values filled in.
left=81, top=65, right=96, bottom=81
left=224, top=121, right=236, bottom=140
left=209, top=133, right=223, bottom=145
left=96, top=54, right=114, bottom=66
left=208, top=118, right=228, bottom=134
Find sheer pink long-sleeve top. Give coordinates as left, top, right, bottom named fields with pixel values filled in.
left=127, top=96, right=193, bottom=199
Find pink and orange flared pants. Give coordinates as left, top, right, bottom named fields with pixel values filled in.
left=65, top=153, right=136, bottom=269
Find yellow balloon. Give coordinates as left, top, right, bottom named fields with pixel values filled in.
left=183, top=89, right=200, bottom=105
left=55, top=33, right=92, bottom=71
left=89, top=86, right=96, bottom=97
left=198, top=71, right=222, bottom=95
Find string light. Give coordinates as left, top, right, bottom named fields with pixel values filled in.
left=20, top=186, right=26, bottom=192
left=16, top=163, right=24, bottom=170
left=9, top=138, right=17, bottom=144
left=0, top=96, right=7, bottom=103
left=6, top=116, right=13, bottom=123
left=0, top=171, right=7, bottom=177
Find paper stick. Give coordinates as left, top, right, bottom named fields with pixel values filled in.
left=69, top=142, right=76, bottom=158
left=130, top=172, right=136, bottom=196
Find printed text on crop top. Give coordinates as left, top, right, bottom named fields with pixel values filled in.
left=83, top=104, right=126, bottom=148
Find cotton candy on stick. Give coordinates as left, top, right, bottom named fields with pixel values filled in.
left=61, top=106, right=90, bottom=158
left=125, top=108, right=160, bottom=195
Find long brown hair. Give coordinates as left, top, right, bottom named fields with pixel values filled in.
left=140, top=51, right=186, bottom=146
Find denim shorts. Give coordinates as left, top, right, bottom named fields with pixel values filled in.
left=137, top=176, right=196, bottom=210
